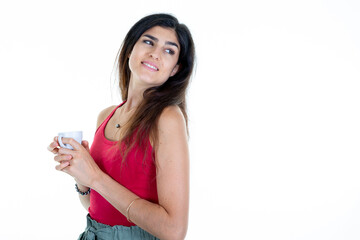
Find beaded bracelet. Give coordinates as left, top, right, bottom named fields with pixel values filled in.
left=75, top=184, right=91, bottom=195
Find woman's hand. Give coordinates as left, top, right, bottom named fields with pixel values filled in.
left=56, top=137, right=103, bottom=188
left=47, top=136, right=71, bottom=170
left=48, top=137, right=102, bottom=188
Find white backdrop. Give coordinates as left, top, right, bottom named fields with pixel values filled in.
left=0, top=0, right=359, bottom=239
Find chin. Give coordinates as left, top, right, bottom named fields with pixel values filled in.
left=139, top=76, right=167, bottom=88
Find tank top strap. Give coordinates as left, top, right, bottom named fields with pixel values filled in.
left=95, top=101, right=127, bottom=134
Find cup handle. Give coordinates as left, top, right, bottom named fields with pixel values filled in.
left=58, top=136, right=65, bottom=148
left=58, top=136, right=73, bottom=149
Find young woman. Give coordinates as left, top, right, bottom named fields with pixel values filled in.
left=47, top=13, right=195, bottom=240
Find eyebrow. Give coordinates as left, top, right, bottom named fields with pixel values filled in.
left=143, top=34, right=179, bottom=49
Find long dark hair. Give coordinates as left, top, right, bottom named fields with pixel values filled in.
left=115, top=13, right=195, bottom=162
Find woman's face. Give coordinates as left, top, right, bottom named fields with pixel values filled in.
left=128, top=26, right=180, bottom=88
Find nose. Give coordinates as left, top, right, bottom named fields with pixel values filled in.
left=149, top=53, right=159, bottom=60
left=149, top=48, right=161, bottom=60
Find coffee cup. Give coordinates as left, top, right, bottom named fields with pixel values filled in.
left=58, top=131, right=83, bottom=150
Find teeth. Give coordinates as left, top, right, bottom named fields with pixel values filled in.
left=143, top=62, right=158, bottom=70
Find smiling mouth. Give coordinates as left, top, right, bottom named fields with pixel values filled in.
left=141, top=61, right=159, bottom=71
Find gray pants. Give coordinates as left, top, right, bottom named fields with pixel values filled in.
left=78, top=214, right=159, bottom=240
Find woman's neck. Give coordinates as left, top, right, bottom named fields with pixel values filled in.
left=124, top=79, right=146, bottom=113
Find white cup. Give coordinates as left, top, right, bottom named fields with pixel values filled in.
left=58, top=131, right=83, bottom=150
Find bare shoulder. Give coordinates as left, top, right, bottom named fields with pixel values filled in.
left=157, top=105, right=187, bottom=137
left=96, top=105, right=117, bottom=129
left=159, top=106, right=185, bottom=125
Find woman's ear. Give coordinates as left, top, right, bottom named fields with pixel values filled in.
left=170, top=64, right=179, bottom=77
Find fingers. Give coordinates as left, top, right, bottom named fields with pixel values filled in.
left=82, top=140, right=89, bottom=147
left=54, top=153, right=73, bottom=163
left=47, top=139, right=59, bottom=154
left=50, top=136, right=77, bottom=172
left=55, top=161, right=70, bottom=171
left=60, top=137, right=81, bottom=150
left=82, top=140, right=90, bottom=151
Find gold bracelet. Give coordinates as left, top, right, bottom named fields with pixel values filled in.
left=126, top=197, right=140, bottom=223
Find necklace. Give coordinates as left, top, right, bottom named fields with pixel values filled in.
left=115, top=104, right=136, bottom=129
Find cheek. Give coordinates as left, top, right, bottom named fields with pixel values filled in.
left=128, top=58, right=134, bottom=73
left=128, top=45, right=141, bottom=63
left=128, top=54, right=139, bottom=72
left=165, top=62, right=178, bottom=75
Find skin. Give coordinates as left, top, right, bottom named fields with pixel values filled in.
left=48, top=26, right=189, bottom=240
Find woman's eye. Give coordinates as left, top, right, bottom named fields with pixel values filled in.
left=165, top=49, right=175, bottom=55
left=143, top=40, right=153, bottom=45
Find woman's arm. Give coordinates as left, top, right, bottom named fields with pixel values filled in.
left=76, top=181, right=91, bottom=210
left=58, top=105, right=189, bottom=240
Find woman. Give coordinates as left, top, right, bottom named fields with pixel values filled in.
left=47, top=13, right=195, bottom=240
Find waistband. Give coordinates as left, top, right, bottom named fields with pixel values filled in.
left=78, top=214, right=159, bottom=240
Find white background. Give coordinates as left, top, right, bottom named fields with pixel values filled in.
left=0, top=0, right=359, bottom=239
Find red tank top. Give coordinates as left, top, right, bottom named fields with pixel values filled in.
left=88, top=102, right=158, bottom=226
